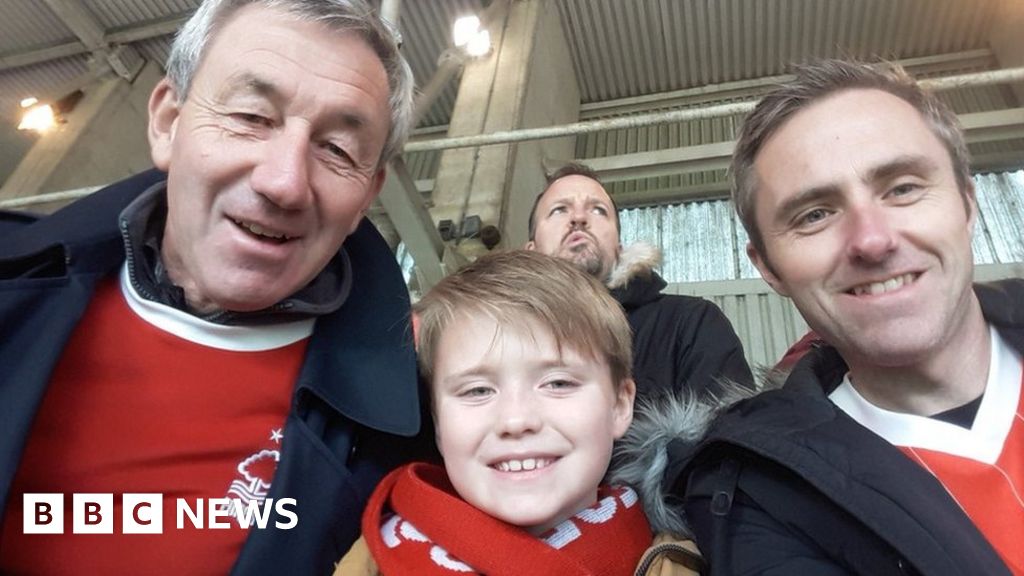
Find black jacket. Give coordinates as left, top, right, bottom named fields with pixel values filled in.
left=0, top=170, right=426, bottom=575
left=607, top=244, right=753, bottom=400
left=670, top=280, right=1024, bottom=576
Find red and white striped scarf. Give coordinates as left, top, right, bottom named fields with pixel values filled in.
left=363, top=462, right=652, bottom=575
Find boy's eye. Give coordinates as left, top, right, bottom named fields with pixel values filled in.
left=458, top=386, right=494, bottom=398
left=542, top=379, right=579, bottom=390
left=591, top=206, right=608, bottom=216
left=549, top=205, right=567, bottom=216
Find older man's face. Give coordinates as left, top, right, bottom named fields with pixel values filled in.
left=147, top=4, right=391, bottom=312
left=527, top=176, right=620, bottom=282
left=748, top=88, right=977, bottom=368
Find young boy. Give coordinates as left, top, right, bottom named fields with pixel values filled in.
left=336, top=250, right=653, bottom=575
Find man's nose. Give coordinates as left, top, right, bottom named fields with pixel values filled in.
left=569, top=204, right=589, bottom=228
left=250, top=127, right=313, bottom=210
left=845, top=201, right=898, bottom=263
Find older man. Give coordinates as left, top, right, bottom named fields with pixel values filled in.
left=671, top=60, right=1022, bottom=575
left=0, top=1, right=422, bottom=573
left=526, top=163, right=752, bottom=400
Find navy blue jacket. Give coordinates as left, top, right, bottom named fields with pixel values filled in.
left=673, top=280, right=1024, bottom=576
left=0, top=170, right=425, bottom=574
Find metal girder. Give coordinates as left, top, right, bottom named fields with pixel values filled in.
left=0, top=42, right=84, bottom=71
left=613, top=181, right=731, bottom=208
left=106, top=16, right=189, bottom=44
left=38, top=0, right=145, bottom=81
left=377, top=158, right=446, bottom=288
left=0, top=5, right=181, bottom=74
left=960, top=108, right=1024, bottom=144
left=408, top=66, right=1024, bottom=154
left=41, top=0, right=106, bottom=50
left=584, top=141, right=733, bottom=184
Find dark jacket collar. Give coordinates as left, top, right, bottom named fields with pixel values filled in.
left=117, top=182, right=353, bottom=325
left=0, top=168, right=419, bottom=437
left=610, top=270, right=667, bottom=311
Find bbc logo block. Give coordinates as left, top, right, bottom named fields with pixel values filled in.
left=23, top=494, right=63, bottom=534
left=23, top=493, right=296, bottom=533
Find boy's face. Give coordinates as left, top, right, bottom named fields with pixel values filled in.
left=432, top=312, right=634, bottom=536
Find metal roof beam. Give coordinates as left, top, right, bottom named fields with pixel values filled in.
left=585, top=141, right=733, bottom=183
left=0, top=12, right=187, bottom=73
left=41, top=0, right=106, bottom=50
left=377, top=158, right=446, bottom=288
left=614, top=181, right=731, bottom=208
left=40, top=0, right=146, bottom=81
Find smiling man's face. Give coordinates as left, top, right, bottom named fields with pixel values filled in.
left=147, top=4, right=391, bottom=312
left=748, top=88, right=977, bottom=369
left=526, top=175, right=620, bottom=282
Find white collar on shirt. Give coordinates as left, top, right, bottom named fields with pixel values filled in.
left=830, top=326, right=1021, bottom=465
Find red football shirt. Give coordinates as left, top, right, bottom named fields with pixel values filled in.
left=0, top=269, right=311, bottom=575
left=831, top=327, right=1024, bottom=573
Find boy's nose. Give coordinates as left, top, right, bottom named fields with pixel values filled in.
left=495, top=392, right=542, bottom=437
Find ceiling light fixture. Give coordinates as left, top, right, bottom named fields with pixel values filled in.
left=16, top=89, right=85, bottom=134
left=452, top=14, right=491, bottom=57
left=17, top=99, right=57, bottom=132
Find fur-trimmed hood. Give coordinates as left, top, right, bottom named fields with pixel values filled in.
left=609, top=381, right=756, bottom=536
left=607, top=242, right=662, bottom=291
left=607, top=243, right=671, bottom=312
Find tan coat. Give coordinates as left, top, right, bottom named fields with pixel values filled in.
left=333, top=533, right=704, bottom=576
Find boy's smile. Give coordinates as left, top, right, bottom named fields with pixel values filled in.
left=432, top=312, right=634, bottom=535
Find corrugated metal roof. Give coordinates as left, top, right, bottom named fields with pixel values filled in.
left=576, top=54, right=1022, bottom=201
left=556, top=0, right=1000, bottom=103
left=132, top=35, right=174, bottom=66
left=2, top=0, right=1022, bottom=196
left=394, top=0, right=484, bottom=127
left=0, top=55, right=92, bottom=121
left=0, top=2, right=75, bottom=53
left=81, top=0, right=198, bottom=29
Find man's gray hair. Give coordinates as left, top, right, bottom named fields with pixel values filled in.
left=165, top=0, right=414, bottom=166
left=732, top=59, right=972, bottom=259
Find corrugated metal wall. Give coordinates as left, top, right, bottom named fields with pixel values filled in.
left=624, top=170, right=1024, bottom=370
left=667, top=261, right=1024, bottom=371
left=622, top=170, right=1024, bottom=284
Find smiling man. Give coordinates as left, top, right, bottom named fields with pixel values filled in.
left=526, top=163, right=752, bottom=400
left=669, top=60, right=1024, bottom=575
left=0, top=1, right=423, bottom=574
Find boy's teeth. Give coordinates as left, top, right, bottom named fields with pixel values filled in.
left=852, top=273, right=915, bottom=296
left=495, top=458, right=550, bottom=472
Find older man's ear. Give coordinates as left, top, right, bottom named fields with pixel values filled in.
left=147, top=78, right=181, bottom=171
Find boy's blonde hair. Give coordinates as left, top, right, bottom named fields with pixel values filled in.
left=414, top=250, right=633, bottom=387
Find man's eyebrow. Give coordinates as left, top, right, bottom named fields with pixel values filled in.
left=773, top=185, right=842, bottom=226
left=218, top=73, right=279, bottom=101
left=216, top=73, right=368, bottom=130
left=866, top=155, right=939, bottom=184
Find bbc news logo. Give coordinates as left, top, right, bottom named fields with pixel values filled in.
left=23, top=494, right=298, bottom=534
